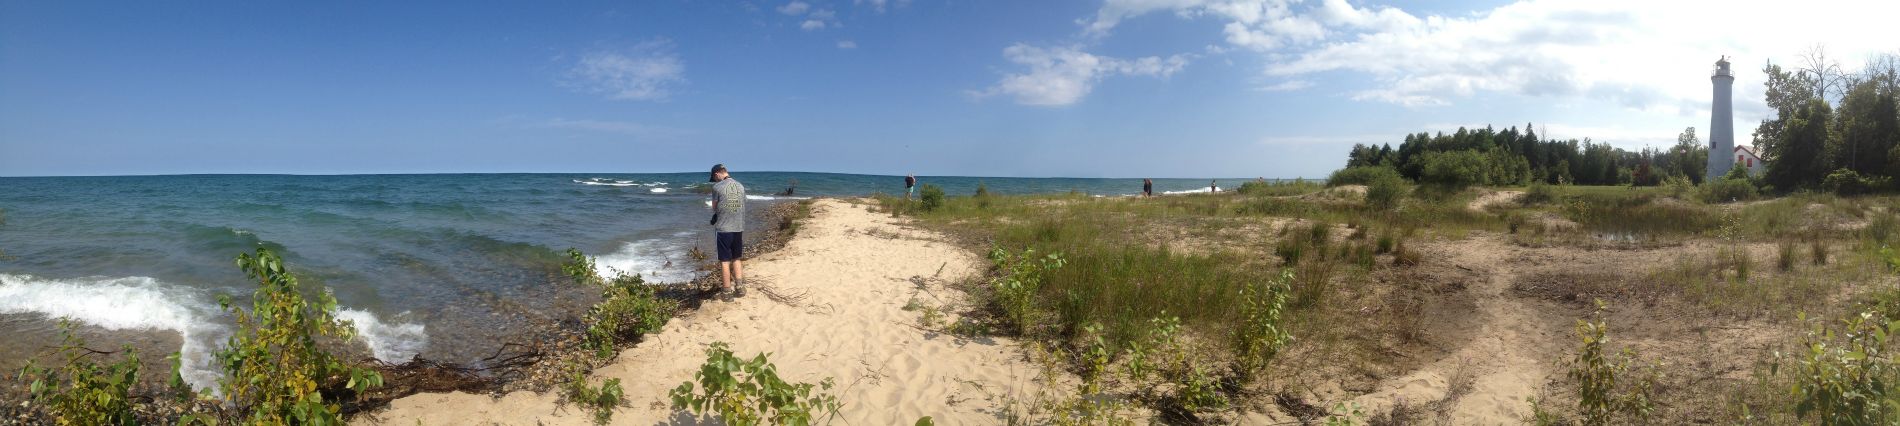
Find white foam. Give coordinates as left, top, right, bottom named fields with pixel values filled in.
left=335, top=309, right=428, bottom=362
left=1163, top=187, right=1220, bottom=195
left=0, top=273, right=226, bottom=392
left=746, top=195, right=811, bottom=201
left=574, top=179, right=642, bottom=187
left=593, top=239, right=701, bottom=284
left=0, top=273, right=428, bottom=392
left=649, top=188, right=668, bottom=193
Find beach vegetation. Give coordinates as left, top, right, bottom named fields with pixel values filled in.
left=668, top=341, right=842, bottom=426
left=16, top=320, right=141, bottom=426
left=1236, top=179, right=1322, bottom=196
left=562, top=248, right=677, bottom=359
left=215, top=247, right=383, bottom=426
left=919, top=184, right=946, bottom=212
left=1327, top=165, right=1401, bottom=187
left=561, top=364, right=625, bottom=425
left=1363, top=172, right=1406, bottom=212
left=1780, top=311, right=1900, bottom=424
left=1562, top=302, right=1658, bottom=426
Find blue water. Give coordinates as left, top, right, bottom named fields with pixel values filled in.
left=0, top=172, right=1251, bottom=388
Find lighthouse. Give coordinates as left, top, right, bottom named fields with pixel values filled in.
left=1707, top=56, right=1735, bottom=180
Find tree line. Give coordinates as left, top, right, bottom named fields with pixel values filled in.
left=1340, top=47, right=1900, bottom=193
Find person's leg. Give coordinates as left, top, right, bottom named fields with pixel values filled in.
left=719, top=261, right=733, bottom=290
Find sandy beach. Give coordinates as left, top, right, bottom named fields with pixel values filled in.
left=356, top=199, right=1048, bottom=425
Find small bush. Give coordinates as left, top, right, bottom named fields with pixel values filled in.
left=564, top=249, right=678, bottom=358
left=1392, top=242, right=1422, bottom=267
left=1233, top=270, right=1294, bottom=382
left=987, top=247, right=1065, bottom=335
left=17, top=321, right=140, bottom=426
left=669, top=341, right=842, bottom=425
left=1364, top=172, right=1407, bottom=212
left=216, top=248, right=383, bottom=425
left=562, top=365, right=626, bottom=425
left=1783, top=311, right=1900, bottom=424
left=1418, top=150, right=1489, bottom=191
left=1523, top=181, right=1559, bottom=205
left=1566, top=302, right=1658, bottom=426
left=1327, top=165, right=1403, bottom=187
left=1822, top=168, right=1891, bottom=196
left=1375, top=232, right=1396, bottom=254
left=1701, top=176, right=1759, bottom=203
left=919, top=184, right=946, bottom=212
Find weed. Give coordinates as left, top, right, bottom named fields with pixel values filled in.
left=1233, top=269, right=1294, bottom=382
left=16, top=321, right=140, bottom=426
left=1566, top=301, right=1658, bottom=426
left=1812, top=240, right=1829, bottom=265
left=1779, top=240, right=1799, bottom=272
left=987, top=247, right=1065, bottom=335
left=1780, top=311, right=1900, bottom=424
left=919, top=184, right=946, bottom=212
left=216, top=248, right=383, bottom=425
left=564, top=249, right=678, bottom=358
left=562, top=364, right=626, bottom=425
left=669, top=341, right=843, bottom=425
left=1523, top=181, right=1559, bottom=205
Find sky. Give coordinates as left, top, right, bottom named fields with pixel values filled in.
left=1, top=0, right=1896, bottom=178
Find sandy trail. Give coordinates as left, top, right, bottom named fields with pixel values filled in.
left=357, top=199, right=1043, bottom=425
left=1467, top=190, right=1524, bottom=213
left=1350, top=234, right=1562, bottom=424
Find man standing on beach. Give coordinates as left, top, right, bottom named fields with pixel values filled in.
left=905, top=173, right=917, bottom=199
left=1143, top=178, right=1153, bottom=197
left=709, top=164, right=746, bottom=299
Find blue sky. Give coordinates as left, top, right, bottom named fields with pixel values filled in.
left=2, top=0, right=1894, bottom=178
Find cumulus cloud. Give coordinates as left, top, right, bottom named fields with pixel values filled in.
left=837, top=40, right=858, bottom=49
left=1255, top=79, right=1312, bottom=92
left=777, top=1, right=811, bottom=15
left=563, top=40, right=686, bottom=101
left=855, top=0, right=908, bottom=13
left=976, top=44, right=1191, bottom=106
left=1075, top=0, right=1900, bottom=117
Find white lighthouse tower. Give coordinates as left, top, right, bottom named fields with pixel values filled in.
left=1707, top=56, right=1736, bottom=181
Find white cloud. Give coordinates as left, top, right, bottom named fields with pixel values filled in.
left=1074, top=0, right=1900, bottom=121
left=801, top=19, right=828, bottom=30
left=798, top=8, right=839, bottom=30
left=563, top=40, right=686, bottom=101
left=837, top=40, right=858, bottom=49
left=976, top=44, right=1191, bottom=106
left=777, top=1, right=810, bottom=15
left=537, top=118, right=667, bottom=136
left=1255, top=79, right=1312, bottom=92
left=855, top=0, right=908, bottom=13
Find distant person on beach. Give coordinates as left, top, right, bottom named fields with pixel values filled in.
left=1210, top=180, right=1218, bottom=193
left=1143, top=178, right=1153, bottom=197
left=905, top=174, right=917, bottom=199
left=709, top=164, right=746, bottom=299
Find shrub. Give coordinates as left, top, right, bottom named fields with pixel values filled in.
left=1418, top=150, right=1490, bottom=191
left=564, top=249, right=677, bottom=358
left=1523, top=181, right=1559, bottom=205
left=1701, top=176, right=1759, bottom=203
left=1822, top=168, right=1891, bottom=196
left=1327, top=165, right=1403, bottom=187
left=17, top=321, right=140, bottom=426
left=669, top=341, right=842, bottom=425
left=216, top=248, right=384, bottom=425
left=562, top=365, right=626, bottom=425
left=987, top=247, right=1065, bottom=335
left=919, top=184, right=946, bottom=212
left=1364, top=172, right=1407, bottom=212
left=1233, top=270, right=1294, bottom=382
left=1783, top=311, right=1900, bottom=424
left=1375, top=232, right=1396, bottom=254
left=1567, top=302, right=1658, bottom=426
left=974, top=183, right=993, bottom=209
left=1812, top=240, right=1829, bottom=265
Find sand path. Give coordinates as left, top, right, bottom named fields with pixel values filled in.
left=1350, top=234, right=1562, bottom=424
left=1467, top=190, right=1524, bottom=213
left=357, top=199, right=1043, bottom=425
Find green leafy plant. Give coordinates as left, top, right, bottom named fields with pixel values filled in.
left=1364, top=171, right=1407, bottom=212
left=987, top=247, right=1066, bottom=334
left=216, top=247, right=383, bottom=426
left=1781, top=311, right=1900, bottom=425
left=562, top=364, right=626, bottom=425
left=16, top=321, right=140, bottom=426
left=564, top=248, right=678, bottom=358
left=919, top=184, right=946, bottom=212
left=1566, top=301, right=1658, bottom=426
left=1233, top=269, right=1294, bottom=382
left=669, top=341, right=842, bottom=426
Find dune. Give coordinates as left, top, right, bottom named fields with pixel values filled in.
left=356, top=199, right=1047, bottom=425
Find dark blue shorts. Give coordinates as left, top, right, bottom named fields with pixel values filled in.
left=716, top=232, right=744, bottom=261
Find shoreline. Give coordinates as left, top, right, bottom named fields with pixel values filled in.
left=354, top=198, right=1050, bottom=424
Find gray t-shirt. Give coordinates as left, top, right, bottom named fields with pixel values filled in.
left=712, top=178, right=746, bottom=233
